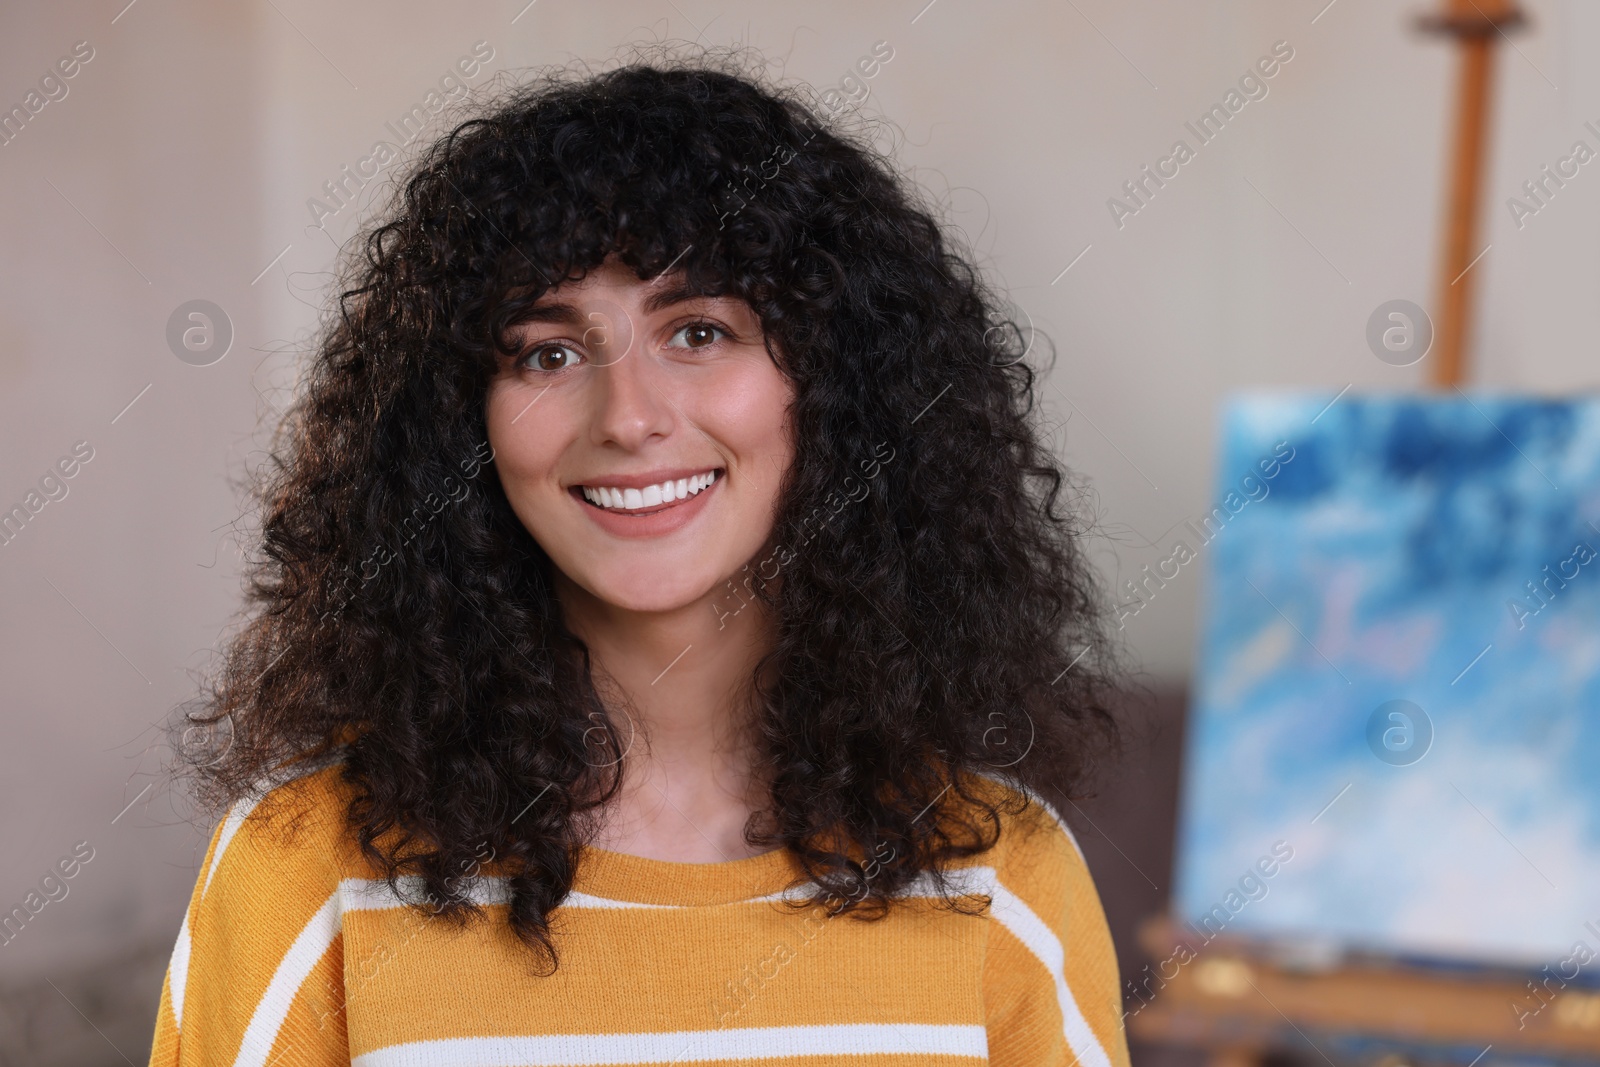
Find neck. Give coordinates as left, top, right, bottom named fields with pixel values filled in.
left=555, top=572, right=779, bottom=858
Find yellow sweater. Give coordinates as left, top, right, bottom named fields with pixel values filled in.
left=147, top=761, right=1131, bottom=1067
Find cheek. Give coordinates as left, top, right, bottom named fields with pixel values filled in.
left=702, top=368, right=796, bottom=480
left=485, top=381, right=569, bottom=498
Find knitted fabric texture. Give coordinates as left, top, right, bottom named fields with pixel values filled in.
left=147, top=763, right=1130, bottom=1066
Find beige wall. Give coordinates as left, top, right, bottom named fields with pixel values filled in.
left=0, top=0, right=1592, bottom=1055
left=0, top=0, right=269, bottom=984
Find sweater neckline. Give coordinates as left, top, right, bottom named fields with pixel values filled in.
left=574, top=842, right=806, bottom=907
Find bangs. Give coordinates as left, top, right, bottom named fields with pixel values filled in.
left=412, top=65, right=820, bottom=364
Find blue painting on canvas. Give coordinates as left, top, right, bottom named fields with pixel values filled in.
left=1172, top=393, right=1600, bottom=967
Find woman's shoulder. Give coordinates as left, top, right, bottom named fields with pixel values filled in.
left=948, top=768, right=1094, bottom=887
left=196, top=752, right=369, bottom=900
left=164, top=756, right=362, bottom=1063
left=949, top=781, right=1128, bottom=1067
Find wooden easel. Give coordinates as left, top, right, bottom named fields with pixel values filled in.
left=1126, top=4, right=1600, bottom=1065
left=1419, top=0, right=1524, bottom=388
left=1126, top=917, right=1600, bottom=1065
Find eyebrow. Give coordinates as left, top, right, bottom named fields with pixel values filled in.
left=641, top=280, right=716, bottom=314
left=512, top=280, right=728, bottom=328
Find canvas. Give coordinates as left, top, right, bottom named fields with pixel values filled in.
left=1172, top=393, right=1600, bottom=968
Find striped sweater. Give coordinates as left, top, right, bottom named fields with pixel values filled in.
left=148, top=762, right=1130, bottom=1067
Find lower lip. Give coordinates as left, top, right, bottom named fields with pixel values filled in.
left=571, top=476, right=721, bottom=539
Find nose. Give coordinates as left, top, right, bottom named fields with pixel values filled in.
left=589, top=345, right=675, bottom=450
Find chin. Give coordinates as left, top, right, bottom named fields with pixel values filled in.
left=577, top=563, right=727, bottom=616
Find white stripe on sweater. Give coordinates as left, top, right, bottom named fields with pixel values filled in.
left=338, top=864, right=1110, bottom=1067
left=170, top=753, right=351, bottom=1040
left=339, top=876, right=677, bottom=912
left=351, top=1022, right=990, bottom=1066
left=1023, top=791, right=1087, bottom=865
left=171, top=789, right=268, bottom=1035
left=232, top=890, right=343, bottom=1067
left=986, top=876, right=1113, bottom=1067
left=202, top=794, right=265, bottom=898
left=974, top=768, right=1086, bottom=863
left=929, top=865, right=1112, bottom=1067
left=167, top=915, right=192, bottom=1028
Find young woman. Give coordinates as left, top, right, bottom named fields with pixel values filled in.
left=152, top=56, right=1129, bottom=1067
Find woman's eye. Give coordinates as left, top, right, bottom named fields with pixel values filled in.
left=521, top=343, right=584, bottom=372
left=667, top=322, right=726, bottom=349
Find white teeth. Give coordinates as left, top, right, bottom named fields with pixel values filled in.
left=581, top=470, right=719, bottom=511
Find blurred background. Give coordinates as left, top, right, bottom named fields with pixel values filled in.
left=2, top=1, right=1597, bottom=1064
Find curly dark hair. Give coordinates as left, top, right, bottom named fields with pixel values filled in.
left=182, top=46, right=1122, bottom=974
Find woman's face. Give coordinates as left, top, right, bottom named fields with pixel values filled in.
left=485, top=258, right=796, bottom=616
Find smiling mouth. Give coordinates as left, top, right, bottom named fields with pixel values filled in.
left=576, top=469, right=722, bottom=512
